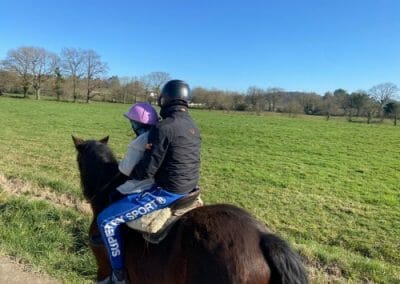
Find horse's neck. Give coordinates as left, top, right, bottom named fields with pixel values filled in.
left=91, top=203, right=108, bottom=217
left=88, top=167, right=127, bottom=216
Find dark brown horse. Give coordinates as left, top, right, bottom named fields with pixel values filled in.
left=72, top=136, right=308, bottom=284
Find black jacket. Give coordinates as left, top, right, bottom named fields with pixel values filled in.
left=130, top=106, right=201, bottom=194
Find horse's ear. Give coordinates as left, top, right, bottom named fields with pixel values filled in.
left=72, top=135, right=85, bottom=148
left=99, top=136, right=109, bottom=144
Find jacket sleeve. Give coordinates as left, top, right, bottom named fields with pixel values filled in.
left=130, top=125, right=170, bottom=180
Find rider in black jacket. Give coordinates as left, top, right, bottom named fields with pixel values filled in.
left=130, top=80, right=201, bottom=195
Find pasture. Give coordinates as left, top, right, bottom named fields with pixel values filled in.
left=0, top=97, right=399, bottom=283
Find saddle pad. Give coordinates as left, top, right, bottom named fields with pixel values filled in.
left=126, top=196, right=204, bottom=240
left=126, top=207, right=172, bottom=233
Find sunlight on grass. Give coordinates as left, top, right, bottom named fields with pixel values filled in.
left=0, top=97, right=399, bottom=283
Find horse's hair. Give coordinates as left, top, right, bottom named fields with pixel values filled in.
left=75, top=140, right=121, bottom=206
left=261, top=233, right=309, bottom=284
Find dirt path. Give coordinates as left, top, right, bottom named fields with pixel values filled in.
left=0, top=173, right=85, bottom=283
left=0, top=173, right=90, bottom=214
left=0, top=254, right=59, bottom=284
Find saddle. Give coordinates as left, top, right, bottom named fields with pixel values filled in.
left=126, top=187, right=203, bottom=243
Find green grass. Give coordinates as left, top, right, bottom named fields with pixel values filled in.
left=0, top=97, right=399, bottom=283
left=0, top=193, right=94, bottom=282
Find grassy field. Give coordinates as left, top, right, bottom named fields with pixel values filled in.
left=0, top=97, right=399, bottom=283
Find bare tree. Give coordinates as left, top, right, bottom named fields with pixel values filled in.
left=231, top=92, right=247, bottom=111
left=296, top=92, right=321, bottom=115
left=1, top=47, right=35, bottom=97
left=106, top=76, right=122, bottom=102
left=266, top=87, right=284, bottom=111
left=61, top=48, right=84, bottom=102
left=283, top=95, right=303, bottom=117
left=141, top=71, right=171, bottom=104
left=126, top=78, right=147, bottom=103
left=30, top=48, right=58, bottom=100
left=322, top=92, right=335, bottom=120
left=246, top=86, right=266, bottom=115
left=369, top=83, right=399, bottom=120
left=363, top=99, right=380, bottom=124
left=82, top=49, right=108, bottom=103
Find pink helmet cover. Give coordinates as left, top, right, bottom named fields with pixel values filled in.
left=124, top=102, right=158, bottom=125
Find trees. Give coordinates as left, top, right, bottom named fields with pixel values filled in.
left=116, top=77, right=148, bottom=104
left=349, top=91, right=369, bottom=117
left=231, top=92, right=247, bottom=111
left=30, top=48, right=58, bottom=100
left=106, top=76, right=122, bottom=102
left=297, top=92, right=322, bottom=115
left=265, top=87, right=284, bottom=112
left=61, top=48, right=84, bottom=102
left=246, top=86, right=266, bottom=114
left=1, top=47, right=35, bottom=97
left=333, top=88, right=350, bottom=116
left=0, top=70, right=19, bottom=95
left=191, top=87, right=211, bottom=109
left=2, top=47, right=58, bottom=99
left=2, top=45, right=399, bottom=122
left=60, top=48, right=107, bottom=103
left=384, top=101, right=400, bottom=126
left=53, top=67, right=64, bottom=101
left=362, top=99, right=380, bottom=124
left=82, top=50, right=108, bottom=103
left=369, top=83, right=399, bottom=120
left=141, top=72, right=170, bottom=104
left=321, top=92, right=336, bottom=120
left=282, top=94, right=303, bottom=117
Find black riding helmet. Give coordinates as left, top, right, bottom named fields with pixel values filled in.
left=158, top=80, right=190, bottom=108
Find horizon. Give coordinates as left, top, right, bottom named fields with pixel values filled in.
left=0, top=0, right=399, bottom=95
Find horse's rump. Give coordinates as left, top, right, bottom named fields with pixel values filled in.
left=166, top=204, right=272, bottom=283
left=124, top=204, right=272, bottom=283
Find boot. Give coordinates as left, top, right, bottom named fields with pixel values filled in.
left=111, top=269, right=129, bottom=284
left=95, top=276, right=111, bottom=284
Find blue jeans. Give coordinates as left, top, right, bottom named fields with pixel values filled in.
left=97, top=186, right=184, bottom=270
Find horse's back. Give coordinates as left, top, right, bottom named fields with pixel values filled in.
left=171, top=204, right=271, bottom=283
left=124, top=204, right=307, bottom=284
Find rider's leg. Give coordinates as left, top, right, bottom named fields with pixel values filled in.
left=97, top=187, right=185, bottom=281
left=97, top=195, right=139, bottom=271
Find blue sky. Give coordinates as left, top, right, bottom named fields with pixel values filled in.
left=0, top=0, right=399, bottom=94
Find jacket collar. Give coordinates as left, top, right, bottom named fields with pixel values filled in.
left=160, top=105, right=188, bottom=119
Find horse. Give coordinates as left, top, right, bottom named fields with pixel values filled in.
left=72, top=136, right=308, bottom=284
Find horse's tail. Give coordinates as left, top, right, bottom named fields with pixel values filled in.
left=260, top=233, right=308, bottom=284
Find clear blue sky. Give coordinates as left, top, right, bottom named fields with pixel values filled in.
left=0, top=0, right=399, bottom=94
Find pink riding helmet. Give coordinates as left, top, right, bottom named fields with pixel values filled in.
left=124, top=102, right=158, bottom=125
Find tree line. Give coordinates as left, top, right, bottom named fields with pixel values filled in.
left=0, top=46, right=171, bottom=104
left=1, top=46, right=399, bottom=125
left=191, top=84, right=400, bottom=125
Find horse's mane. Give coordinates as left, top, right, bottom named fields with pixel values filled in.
left=76, top=140, right=120, bottom=203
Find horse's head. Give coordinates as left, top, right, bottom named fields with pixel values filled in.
left=72, top=135, right=120, bottom=205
